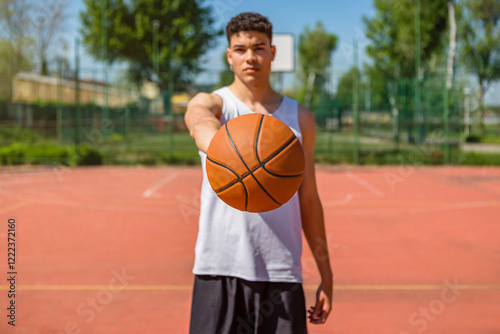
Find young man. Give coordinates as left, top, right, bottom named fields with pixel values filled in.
left=185, top=12, right=333, bottom=333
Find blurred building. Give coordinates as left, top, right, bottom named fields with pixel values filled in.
left=12, top=72, right=137, bottom=108
left=141, top=81, right=190, bottom=115
left=12, top=72, right=190, bottom=114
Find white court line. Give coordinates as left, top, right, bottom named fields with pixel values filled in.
left=142, top=171, right=180, bottom=198
left=323, top=193, right=354, bottom=207
left=0, top=188, right=174, bottom=213
left=346, top=172, right=386, bottom=198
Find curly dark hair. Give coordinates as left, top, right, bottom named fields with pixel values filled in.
left=226, top=12, right=273, bottom=45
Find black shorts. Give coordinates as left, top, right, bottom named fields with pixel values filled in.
left=189, top=275, right=307, bottom=334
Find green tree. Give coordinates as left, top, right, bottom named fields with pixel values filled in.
left=459, top=0, right=500, bottom=134
left=364, top=0, right=448, bottom=77
left=31, top=0, right=69, bottom=75
left=336, top=67, right=367, bottom=130
left=215, top=50, right=233, bottom=90
left=336, top=66, right=388, bottom=122
left=363, top=64, right=389, bottom=111
left=0, top=0, right=34, bottom=100
left=297, top=22, right=337, bottom=109
left=336, top=68, right=357, bottom=112
left=363, top=0, right=448, bottom=142
left=80, top=0, right=221, bottom=91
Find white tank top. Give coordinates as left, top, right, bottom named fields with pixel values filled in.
left=192, top=87, right=303, bottom=283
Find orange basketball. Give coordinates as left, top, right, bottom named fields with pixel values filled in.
left=206, top=113, right=305, bottom=212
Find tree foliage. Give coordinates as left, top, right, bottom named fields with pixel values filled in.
left=298, top=22, right=337, bottom=74
left=363, top=64, right=389, bottom=111
left=297, top=22, right=337, bottom=108
left=215, top=50, right=233, bottom=89
left=362, top=0, right=449, bottom=143
left=459, top=0, right=500, bottom=133
left=336, top=68, right=358, bottom=112
left=0, top=0, right=35, bottom=100
left=31, top=0, right=69, bottom=75
left=79, top=0, right=222, bottom=90
left=363, top=0, right=448, bottom=78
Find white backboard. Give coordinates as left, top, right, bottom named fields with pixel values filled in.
left=271, top=34, right=295, bottom=72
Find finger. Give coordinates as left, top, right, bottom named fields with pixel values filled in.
left=308, top=301, right=331, bottom=324
left=312, top=298, right=324, bottom=317
left=308, top=311, right=323, bottom=320
left=308, top=310, right=327, bottom=324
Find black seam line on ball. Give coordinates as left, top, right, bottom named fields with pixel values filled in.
left=213, top=158, right=302, bottom=193
left=207, top=155, right=248, bottom=210
left=226, top=118, right=281, bottom=207
left=255, top=117, right=304, bottom=178
left=216, top=127, right=303, bottom=192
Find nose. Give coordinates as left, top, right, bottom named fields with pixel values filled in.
left=245, top=49, right=257, bottom=63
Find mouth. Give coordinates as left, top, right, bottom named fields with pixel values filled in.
left=244, top=67, right=259, bottom=73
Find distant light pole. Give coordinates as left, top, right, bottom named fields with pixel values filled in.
left=57, top=41, right=67, bottom=143
left=464, top=87, right=470, bottom=137
left=75, top=38, right=82, bottom=151
left=152, top=19, right=162, bottom=122
left=152, top=20, right=160, bottom=84
left=353, top=37, right=360, bottom=165
left=365, top=76, right=371, bottom=136
left=415, top=0, right=422, bottom=143
left=101, top=0, right=109, bottom=142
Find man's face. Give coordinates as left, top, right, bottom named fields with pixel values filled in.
left=227, top=31, right=275, bottom=83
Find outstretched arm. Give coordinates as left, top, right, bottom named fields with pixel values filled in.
left=184, top=92, right=223, bottom=153
left=298, top=105, right=333, bottom=324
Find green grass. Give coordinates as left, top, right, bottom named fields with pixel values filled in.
left=481, top=135, right=500, bottom=145
left=98, top=131, right=200, bottom=165
left=458, top=151, right=500, bottom=165
left=0, top=144, right=102, bottom=166
left=315, top=129, right=466, bottom=165
left=2, top=126, right=500, bottom=166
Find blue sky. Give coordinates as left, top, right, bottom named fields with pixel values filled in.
left=64, top=0, right=499, bottom=103
left=65, top=0, right=375, bottom=91
left=202, top=0, right=375, bottom=70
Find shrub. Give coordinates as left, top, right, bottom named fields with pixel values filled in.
left=25, top=145, right=73, bottom=165
left=465, top=134, right=482, bottom=143
left=110, top=133, right=126, bottom=143
left=0, top=144, right=25, bottom=165
left=460, top=152, right=500, bottom=166
left=0, top=144, right=103, bottom=166
left=78, top=145, right=103, bottom=166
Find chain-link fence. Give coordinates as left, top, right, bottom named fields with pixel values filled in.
left=1, top=66, right=499, bottom=166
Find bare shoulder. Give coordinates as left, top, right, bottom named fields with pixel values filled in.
left=297, top=103, right=316, bottom=137
left=187, top=92, right=223, bottom=117
left=189, top=92, right=222, bottom=105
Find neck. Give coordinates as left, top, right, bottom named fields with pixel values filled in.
left=229, top=77, right=278, bottom=104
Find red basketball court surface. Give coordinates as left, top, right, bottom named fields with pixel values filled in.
left=0, top=165, right=499, bottom=333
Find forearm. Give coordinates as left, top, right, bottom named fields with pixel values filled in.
left=184, top=93, right=223, bottom=153
left=301, top=198, right=333, bottom=282
left=189, top=117, right=221, bottom=153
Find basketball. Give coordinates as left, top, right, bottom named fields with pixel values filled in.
left=206, top=113, right=305, bottom=212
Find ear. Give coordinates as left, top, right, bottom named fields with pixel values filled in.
left=271, top=45, right=276, bottom=61
left=226, top=48, right=233, bottom=66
